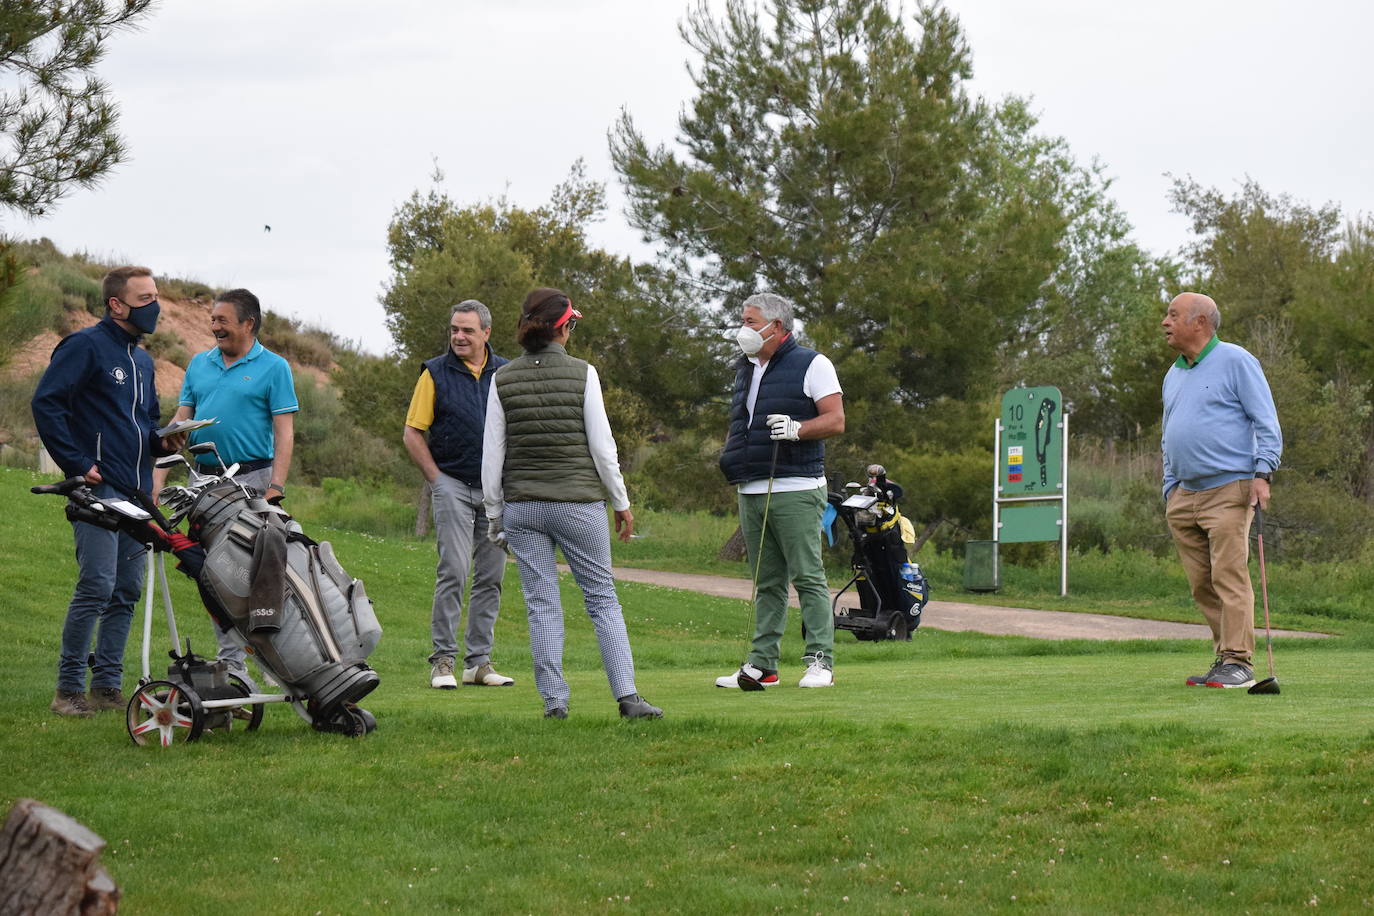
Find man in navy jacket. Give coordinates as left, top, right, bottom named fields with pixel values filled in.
left=32, top=266, right=181, bottom=716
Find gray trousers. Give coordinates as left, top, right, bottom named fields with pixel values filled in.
left=191, top=465, right=274, bottom=674
left=503, top=500, right=637, bottom=711
left=429, top=473, right=507, bottom=668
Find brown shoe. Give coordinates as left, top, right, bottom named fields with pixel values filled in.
left=51, top=690, right=94, bottom=717
left=89, top=687, right=126, bottom=710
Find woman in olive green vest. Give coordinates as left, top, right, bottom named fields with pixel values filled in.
left=480, top=288, right=663, bottom=720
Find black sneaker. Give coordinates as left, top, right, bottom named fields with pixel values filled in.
left=618, top=694, right=663, bottom=719
left=1204, top=663, right=1256, bottom=689
left=1186, top=657, right=1223, bottom=686
left=544, top=707, right=568, bottom=720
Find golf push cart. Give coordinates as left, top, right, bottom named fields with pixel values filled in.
left=32, top=441, right=382, bottom=745
left=828, top=464, right=930, bottom=641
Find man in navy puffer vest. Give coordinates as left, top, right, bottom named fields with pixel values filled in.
left=32, top=266, right=182, bottom=717
left=404, top=300, right=516, bottom=690
left=716, top=293, right=845, bottom=690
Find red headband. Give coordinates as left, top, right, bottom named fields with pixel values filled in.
left=553, top=298, right=583, bottom=329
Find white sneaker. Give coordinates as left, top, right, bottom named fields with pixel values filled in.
left=714, top=664, right=779, bottom=689
left=430, top=657, right=457, bottom=689
left=463, top=663, right=515, bottom=686
left=798, top=655, right=834, bottom=688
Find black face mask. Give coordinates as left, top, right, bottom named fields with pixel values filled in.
left=120, top=299, right=160, bottom=335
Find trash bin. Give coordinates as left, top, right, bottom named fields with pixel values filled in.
left=963, top=540, right=1000, bottom=592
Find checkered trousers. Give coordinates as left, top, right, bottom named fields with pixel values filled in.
left=502, top=500, right=637, bottom=710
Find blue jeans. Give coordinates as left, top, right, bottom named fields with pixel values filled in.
left=58, top=492, right=147, bottom=692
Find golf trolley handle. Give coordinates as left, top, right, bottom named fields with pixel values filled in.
left=31, top=476, right=89, bottom=496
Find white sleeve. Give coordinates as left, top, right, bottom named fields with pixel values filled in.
left=803, top=353, right=843, bottom=402
left=481, top=382, right=507, bottom=520
left=583, top=364, right=630, bottom=511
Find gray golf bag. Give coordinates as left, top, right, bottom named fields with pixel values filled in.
left=187, top=480, right=381, bottom=723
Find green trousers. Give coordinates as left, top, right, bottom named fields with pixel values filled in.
left=739, top=486, right=834, bottom=670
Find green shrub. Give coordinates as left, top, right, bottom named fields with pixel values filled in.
left=0, top=372, right=40, bottom=446
left=260, top=312, right=339, bottom=370
left=3, top=270, right=67, bottom=342
left=38, top=260, right=103, bottom=316
left=628, top=431, right=736, bottom=515
left=292, top=375, right=416, bottom=488
left=142, top=330, right=190, bottom=368
left=157, top=275, right=214, bottom=301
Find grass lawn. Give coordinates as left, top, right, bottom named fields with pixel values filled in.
left=3, top=466, right=1373, bottom=913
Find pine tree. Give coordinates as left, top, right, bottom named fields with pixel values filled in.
left=0, top=0, right=156, bottom=219
left=611, top=0, right=1113, bottom=447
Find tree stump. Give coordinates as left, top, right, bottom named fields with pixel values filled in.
left=718, top=525, right=747, bottom=562
left=0, top=799, right=119, bottom=915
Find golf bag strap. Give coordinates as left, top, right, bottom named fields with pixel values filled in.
left=248, top=514, right=288, bottom=633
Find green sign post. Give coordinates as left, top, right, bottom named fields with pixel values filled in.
left=994, top=386, right=1069, bottom=594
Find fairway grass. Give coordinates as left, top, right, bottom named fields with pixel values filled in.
left=3, top=466, right=1373, bottom=913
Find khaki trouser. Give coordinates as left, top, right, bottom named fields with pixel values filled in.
left=1165, top=478, right=1255, bottom=665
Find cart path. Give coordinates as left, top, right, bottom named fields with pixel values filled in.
left=604, top=566, right=1331, bottom=642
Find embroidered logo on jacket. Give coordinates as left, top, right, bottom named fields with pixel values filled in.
left=110, top=367, right=128, bottom=384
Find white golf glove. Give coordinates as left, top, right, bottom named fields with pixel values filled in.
left=487, top=515, right=508, bottom=551
left=767, top=414, right=801, bottom=441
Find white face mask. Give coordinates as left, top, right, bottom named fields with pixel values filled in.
left=735, top=322, right=776, bottom=357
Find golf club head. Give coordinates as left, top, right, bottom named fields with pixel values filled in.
left=737, top=670, right=767, bottom=692
left=1248, top=677, right=1281, bottom=695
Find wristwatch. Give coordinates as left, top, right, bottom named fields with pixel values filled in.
left=268, top=483, right=285, bottom=494
left=1253, top=472, right=1272, bottom=482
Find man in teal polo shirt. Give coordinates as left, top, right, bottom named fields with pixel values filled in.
left=156, top=288, right=298, bottom=682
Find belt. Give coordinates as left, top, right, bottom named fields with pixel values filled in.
left=195, top=458, right=273, bottom=475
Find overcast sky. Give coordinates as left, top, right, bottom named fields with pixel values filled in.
left=15, top=0, right=1373, bottom=354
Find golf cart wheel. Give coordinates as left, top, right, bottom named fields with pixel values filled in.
left=885, top=613, right=909, bottom=642
left=351, top=706, right=377, bottom=735
left=127, top=681, right=205, bottom=747
left=226, top=674, right=264, bottom=732
left=340, top=705, right=375, bottom=738
left=852, top=625, right=878, bottom=641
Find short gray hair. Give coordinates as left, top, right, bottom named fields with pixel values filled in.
left=742, top=292, right=795, bottom=332
left=1188, top=294, right=1222, bottom=333
left=451, top=299, right=492, bottom=329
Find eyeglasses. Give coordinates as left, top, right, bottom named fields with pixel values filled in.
left=565, top=318, right=577, bottom=333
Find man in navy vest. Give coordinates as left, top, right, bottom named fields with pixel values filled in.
left=715, top=292, right=845, bottom=690
left=404, top=300, right=515, bottom=689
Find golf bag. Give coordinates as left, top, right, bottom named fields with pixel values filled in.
left=185, top=480, right=381, bottom=721
left=830, top=470, right=929, bottom=641
left=34, top=471, right=382, bottom=739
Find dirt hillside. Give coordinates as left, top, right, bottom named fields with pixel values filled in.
left=7, top=297, right=327, bottom=396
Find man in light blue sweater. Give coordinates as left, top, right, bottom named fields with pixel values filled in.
left=1161, top=292, right=1282, bottom=688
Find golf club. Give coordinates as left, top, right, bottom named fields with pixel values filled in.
left=739, top=439, right=780, bottom=691
left=187, top=441, right=242, bottom=487
left=1248, top=503, right=1281, bottom=695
